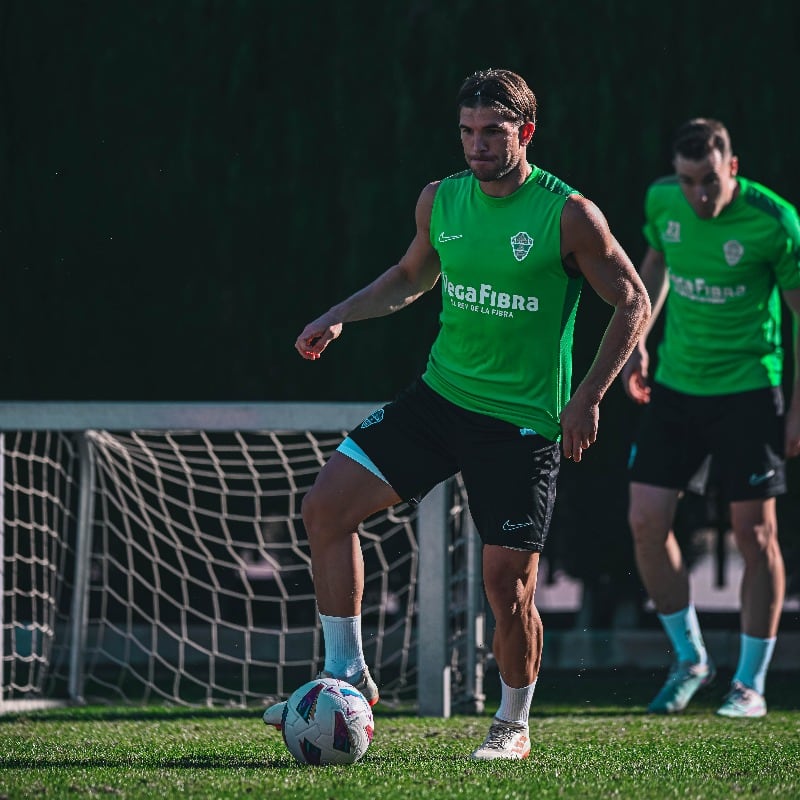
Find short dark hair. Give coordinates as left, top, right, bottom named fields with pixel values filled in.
left=672, top=118, right=732, bottom=161
left=457, top=68, right=537, bottom=125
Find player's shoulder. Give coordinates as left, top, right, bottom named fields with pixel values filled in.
left=738, top=177, right=799, bottom=226
left=440, top=168, right=472, bottom=182
left=427, top=169, right=470, bottom=202
left=560, top=193, right=612, bottom=240
left=529, top=165, right=580, bottom=199
left=643, top=175, right=682, bottom=218
left=436, top=169, right=472, bottom=188
left=416, top=180, right=442, bottom=219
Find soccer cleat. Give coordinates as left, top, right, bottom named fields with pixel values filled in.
left=318, top=667, right=380, bottom=707
left=647, top=659, right=715, bottom=714
left=470, top=717, right=530, bottom=761
left=262, top=700, right=287, bottom=729
left=262, top=667, right=379, bottom=731
left=716, top=681, right=767, bottom=718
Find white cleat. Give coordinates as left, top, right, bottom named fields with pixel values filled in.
left=470, top=717, right=530, bottom=761
left=716, top=681, right=767, bottom=718
left=647, top=660, right=715, bottom=714
left=262, top=701, right=287, bottom=729
left=262, top=667, right=379, bottom=731
left=319, top=667, right=379, bottom=706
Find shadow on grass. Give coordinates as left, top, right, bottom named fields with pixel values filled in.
left=486, top=667, right=800, bottom=714
left=2, top=669, right=797, bottom=726
left=0, top=755, right=293, bottom=770
left=0, top=706, right=260, bottom=725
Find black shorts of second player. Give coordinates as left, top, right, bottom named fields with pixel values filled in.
left=344, top=378, right=561, bottom=552
left=628, top=382, right=786, bottom=501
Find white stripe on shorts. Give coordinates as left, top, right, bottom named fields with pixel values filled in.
left=337, top=437, right=391, bottom=485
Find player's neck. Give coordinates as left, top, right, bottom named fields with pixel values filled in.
left=718, top=178, right=741, bottom=215
left=480, top=162, right=532, bottom=198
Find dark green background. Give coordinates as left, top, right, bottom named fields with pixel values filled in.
left=3, top=0, right=800, bottom=603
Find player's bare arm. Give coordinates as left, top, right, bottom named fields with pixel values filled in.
left=558, top=195, right=651, bottom=461
left=782, top=287, right=800, bottom=458
left=295, top=183, right=442, bottom=360
left=620, top=247, right=669, bottom=404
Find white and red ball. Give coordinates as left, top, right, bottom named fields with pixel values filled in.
left=281, top=677, right=374, bottom=766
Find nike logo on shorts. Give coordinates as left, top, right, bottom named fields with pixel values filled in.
left=438, top=232, right=463, bottom=242
left=502, top=520, right=534, bottom=531
left=748, top=470, right=776, bottom=486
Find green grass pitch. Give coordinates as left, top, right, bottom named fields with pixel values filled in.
left=1, top=669, right=798, bottom=799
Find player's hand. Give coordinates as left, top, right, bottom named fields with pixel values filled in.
left=621, top=346, right=651, bottom=404
left=294, top=316, right=343, bottom=360
left=559, top=391, right=599, bottom=463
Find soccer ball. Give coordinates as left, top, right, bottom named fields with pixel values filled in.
left=281, top=677, right=375, bottom=766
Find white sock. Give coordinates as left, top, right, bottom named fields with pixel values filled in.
left=495, top=675, right=536, bottom=726
left=733, top=634, right=776, bottom=696
left=319, top=613, right=366, bottom=680
left=658, top=605, right=707, bottom=665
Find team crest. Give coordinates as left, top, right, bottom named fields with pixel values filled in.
left=662, top=221, right=681, bottom=243
left=723, top=239, right=744, bottom=266
left=510, top=231, right=534, bottom=262
left=360, top=409, right=385, bottom=429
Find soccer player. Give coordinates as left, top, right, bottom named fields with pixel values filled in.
left=622, top=118, right=800, bottom=718
left=264, top=68, right=650, bottom=759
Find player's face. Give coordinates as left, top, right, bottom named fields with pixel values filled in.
left=459, top=106, right=532, bottom=186
left=674, top=150, right=739, bottom=219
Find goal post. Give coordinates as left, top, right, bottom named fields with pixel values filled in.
left=0, top=402, right=485, bottom=716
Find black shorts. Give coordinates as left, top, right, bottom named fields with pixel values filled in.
left=344, top=378, right=560, bottom=551
left=628, top=382, right=786, bottom=501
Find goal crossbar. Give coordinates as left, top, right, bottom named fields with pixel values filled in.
left=0, top=402, right=383, bottom=432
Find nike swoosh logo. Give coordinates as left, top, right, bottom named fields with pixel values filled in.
left=502, top=520, right=534, bottom=531
left=748, top=470, right=776, bottom=486
left=438, top=232, right=463, bottom=242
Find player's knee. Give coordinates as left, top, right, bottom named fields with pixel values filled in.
left=483, top=575, right=535, bottom=620
left=627, top=505, right=666, bottom=546
left=734, top=520, right=780, bottom=564
left=300, top=486, right=326, bottom=542
left=301, top=483, right=358, bottom=547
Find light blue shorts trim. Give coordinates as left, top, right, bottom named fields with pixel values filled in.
left=337, top=437, right=390, bottom=485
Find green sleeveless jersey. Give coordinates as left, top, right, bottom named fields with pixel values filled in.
left=643, top=176, right=800, bottom=395
left=422, top=166, right=583, bottom=441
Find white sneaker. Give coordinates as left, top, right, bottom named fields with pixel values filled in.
left=319, top=667, right=379, bottom=706
left=647, top=660, right=715, bottom=714
left=716, top=681, right=767, bottom=718
left=470, top=717, right=530, bottom=761
left=262, top=701, right=287, bottom=729
left=262, top=667, right=379, bottom=731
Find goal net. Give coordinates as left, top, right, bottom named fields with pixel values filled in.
left=0, top=403, right=485, bottom=715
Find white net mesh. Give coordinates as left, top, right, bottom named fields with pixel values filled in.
left=2, top=424, right=481, bottom=711
left=1, top=432, right=78, bottom=702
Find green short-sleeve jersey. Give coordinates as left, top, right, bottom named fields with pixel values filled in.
left=643, top=176, right=800, bottom=395
left=422, top=166, right=583, bottom=441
